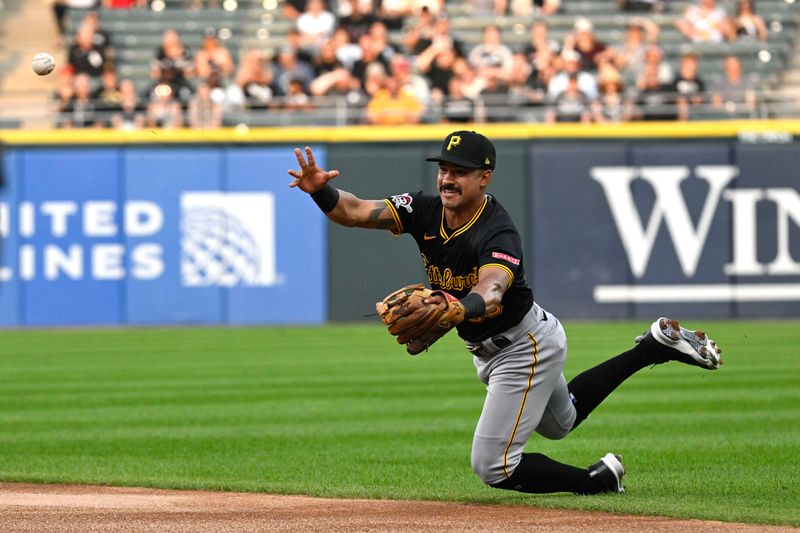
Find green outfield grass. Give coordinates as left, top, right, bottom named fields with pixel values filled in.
left=0, top=321, right=798, bottom=525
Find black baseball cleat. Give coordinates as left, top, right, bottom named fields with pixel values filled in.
left=588, top=453, right=625, bottom=493
left=635, top=317, right=723, bottom=370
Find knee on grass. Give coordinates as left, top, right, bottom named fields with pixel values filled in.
left=471, top=453, right=512, bottom=486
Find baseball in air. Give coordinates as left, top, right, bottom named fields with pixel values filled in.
left=32, top=52, right=55, bottom=76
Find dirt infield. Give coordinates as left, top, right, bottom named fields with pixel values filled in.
left=0, top=483, right=795, bottom=532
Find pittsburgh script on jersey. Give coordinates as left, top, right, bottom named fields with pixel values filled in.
left=426, top=264, right=479, bottom=292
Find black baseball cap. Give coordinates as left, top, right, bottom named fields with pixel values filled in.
left=426, top=130, right=496, bottom=170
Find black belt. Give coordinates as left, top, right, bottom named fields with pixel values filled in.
left=473, top=309, right=548, bottom=353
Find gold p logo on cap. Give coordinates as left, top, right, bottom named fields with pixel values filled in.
left=447, top=135, right=461, bottom=151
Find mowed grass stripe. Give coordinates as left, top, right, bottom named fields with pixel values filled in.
left=0, top=322, right=797, bottom=525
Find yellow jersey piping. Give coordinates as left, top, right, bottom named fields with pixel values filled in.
left=478, top=263, right=515, bottom=288
left=383, top=199, right=403, bottom=235
left=439, top=197, right=489, bottom=244
left=502, top=333, right=538, bottom=478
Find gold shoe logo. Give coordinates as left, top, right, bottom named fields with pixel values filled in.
left=447, top=136, right=461, bottom=151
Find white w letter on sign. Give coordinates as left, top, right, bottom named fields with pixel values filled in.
left=591, top=166, right=737, bottom=278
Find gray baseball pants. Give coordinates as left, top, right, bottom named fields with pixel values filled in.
left=464, top=302, right=576, bottom=485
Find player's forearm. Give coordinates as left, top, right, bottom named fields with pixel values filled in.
left=321, top=188, right=362, bottom=227
left=467, top=279, right=506, bottom=317
left=319, top=189, right=394, bottom=230
left=467, top=266, right=512, bottom=317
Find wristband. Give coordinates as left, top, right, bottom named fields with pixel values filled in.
left=460, top=292, right=486, bottom=319
left=311, top=184, right=340, bottom=213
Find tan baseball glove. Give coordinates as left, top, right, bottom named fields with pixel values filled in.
left=376, top=284, right=465, bottom=355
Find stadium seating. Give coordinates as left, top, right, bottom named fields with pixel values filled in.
left=58, top=0, right=800, bottom=125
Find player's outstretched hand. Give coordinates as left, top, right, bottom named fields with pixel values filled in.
left=288, top=146, right=340, bottom=194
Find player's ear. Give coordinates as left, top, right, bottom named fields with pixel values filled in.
left=480, top=169, right=492, bottom=188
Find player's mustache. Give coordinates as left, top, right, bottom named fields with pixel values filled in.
left=440, top=184, right=461, bottom=193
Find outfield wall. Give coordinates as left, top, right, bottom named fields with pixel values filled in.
left=1, top=122, right=799, bottom=325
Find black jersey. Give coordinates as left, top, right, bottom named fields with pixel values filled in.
left=384, top=191, right=534, bottom=343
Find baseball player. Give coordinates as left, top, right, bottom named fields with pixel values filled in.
left=288, top=130, right=722, bottom=494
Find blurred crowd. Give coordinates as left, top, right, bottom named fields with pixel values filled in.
left=51, top=0, right=768, bottom=129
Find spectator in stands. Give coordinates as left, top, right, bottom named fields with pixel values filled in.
left=235, top=49, right=274, bottom=110
left=524, top=48, right=555, bottom=108
left=274, top=46, right=316, bottom=97
left=297, top=0, right=337, bottom=52
left=672, top=52, right=706, bottom=120
left=523, top=21, right=560, bottom=65
left=412, top=0, right=443, bottom=16
left=282, top=0, right=307, bottom=20
left=52, top=0, right=98, bottom=47
left=712, top=55, right=757, bottom=115
left=477, top=71, right=510, bottom=122
left=332, top=27, right=363, bottom=70
left=733, top=0, right=767, bottom=42
left=546, top=73, right=593, bottom=123
left=676, top=0, right=734, bottom=43
left=311, top=67, right=369, bottom=123
left=188, top=82, right=223, bottom=128
left=369, top=21, right=398, bottom=63
left=207, top=68, right=245, bottom=115
left=102, top=0, right=147, bottom=7
left=352, top=33, right=391, bottom=90
left=363, top=61, right=389, bottom=97
left=441, top=77, right=475, bottom=123
left=82, top=11, right=114, bottom=64
left=366, top=74, right=424, bottom=124
left=403, top=6, right=436, bottom=55
left=642, top=44, right=674, bottom=85
left=408, top=13, right=465, bottom=60
left=506, top=52, right=545, bottom=110
left=333, top=0, right=373, bottom=18
left=152, top=29, right=194, bottom=103
left=110, top=78, right=146, bottom=130
left=310, top=65, right=365, bottom=105
left=632, top=62, right=677, bottom=120
left=593, top=67, right=630, bottom=122
left=60, top=73, right=103, bottom=128
left=146, top=83, right=183, bottom=128
left=284, top=28, right=317, bottom=64
left=67, top=22, right=109, bottom=81
left=195, top=28, right=235, bottom=82
left=53, top=72, right=75, bottom=128
left=93, top=68, right=122, bottom=126
left=376, top=0, right=413, bottom=29
left=314, top=38, right=345, bottom=75
left=547, top=49, right=597, bottom=101
left=453, top=57, right=485, bottom=100
left=563, top=18, right=610, bottom=73
left=389, top=54, right=430, bottom=105
left=495, top=0, right=560, bottom=17
left=468, top=25, right=513, bottom=81
left=617, top=0, right=662, bottom=13
left=338, top=0, right=377, bottom=43
left=283, top=78, right=315, bottom=110
left=416, top=39, right=458, bottom=100
left=612, top=18, right=659, bottom=86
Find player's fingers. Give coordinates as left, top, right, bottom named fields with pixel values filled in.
left=305, top=146, right=316, bottom=167
left=325, top=170, right=340, bottom=180
left=288, top=177, right=300, bottom=188
left=293, top=147, right=307, bottom=168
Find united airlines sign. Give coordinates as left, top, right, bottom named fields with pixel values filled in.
left=0, top=147, right=325, bottom=326
left=0, top=194, right=277, bottom=287
left=591, top=165, right=800, bottom=303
